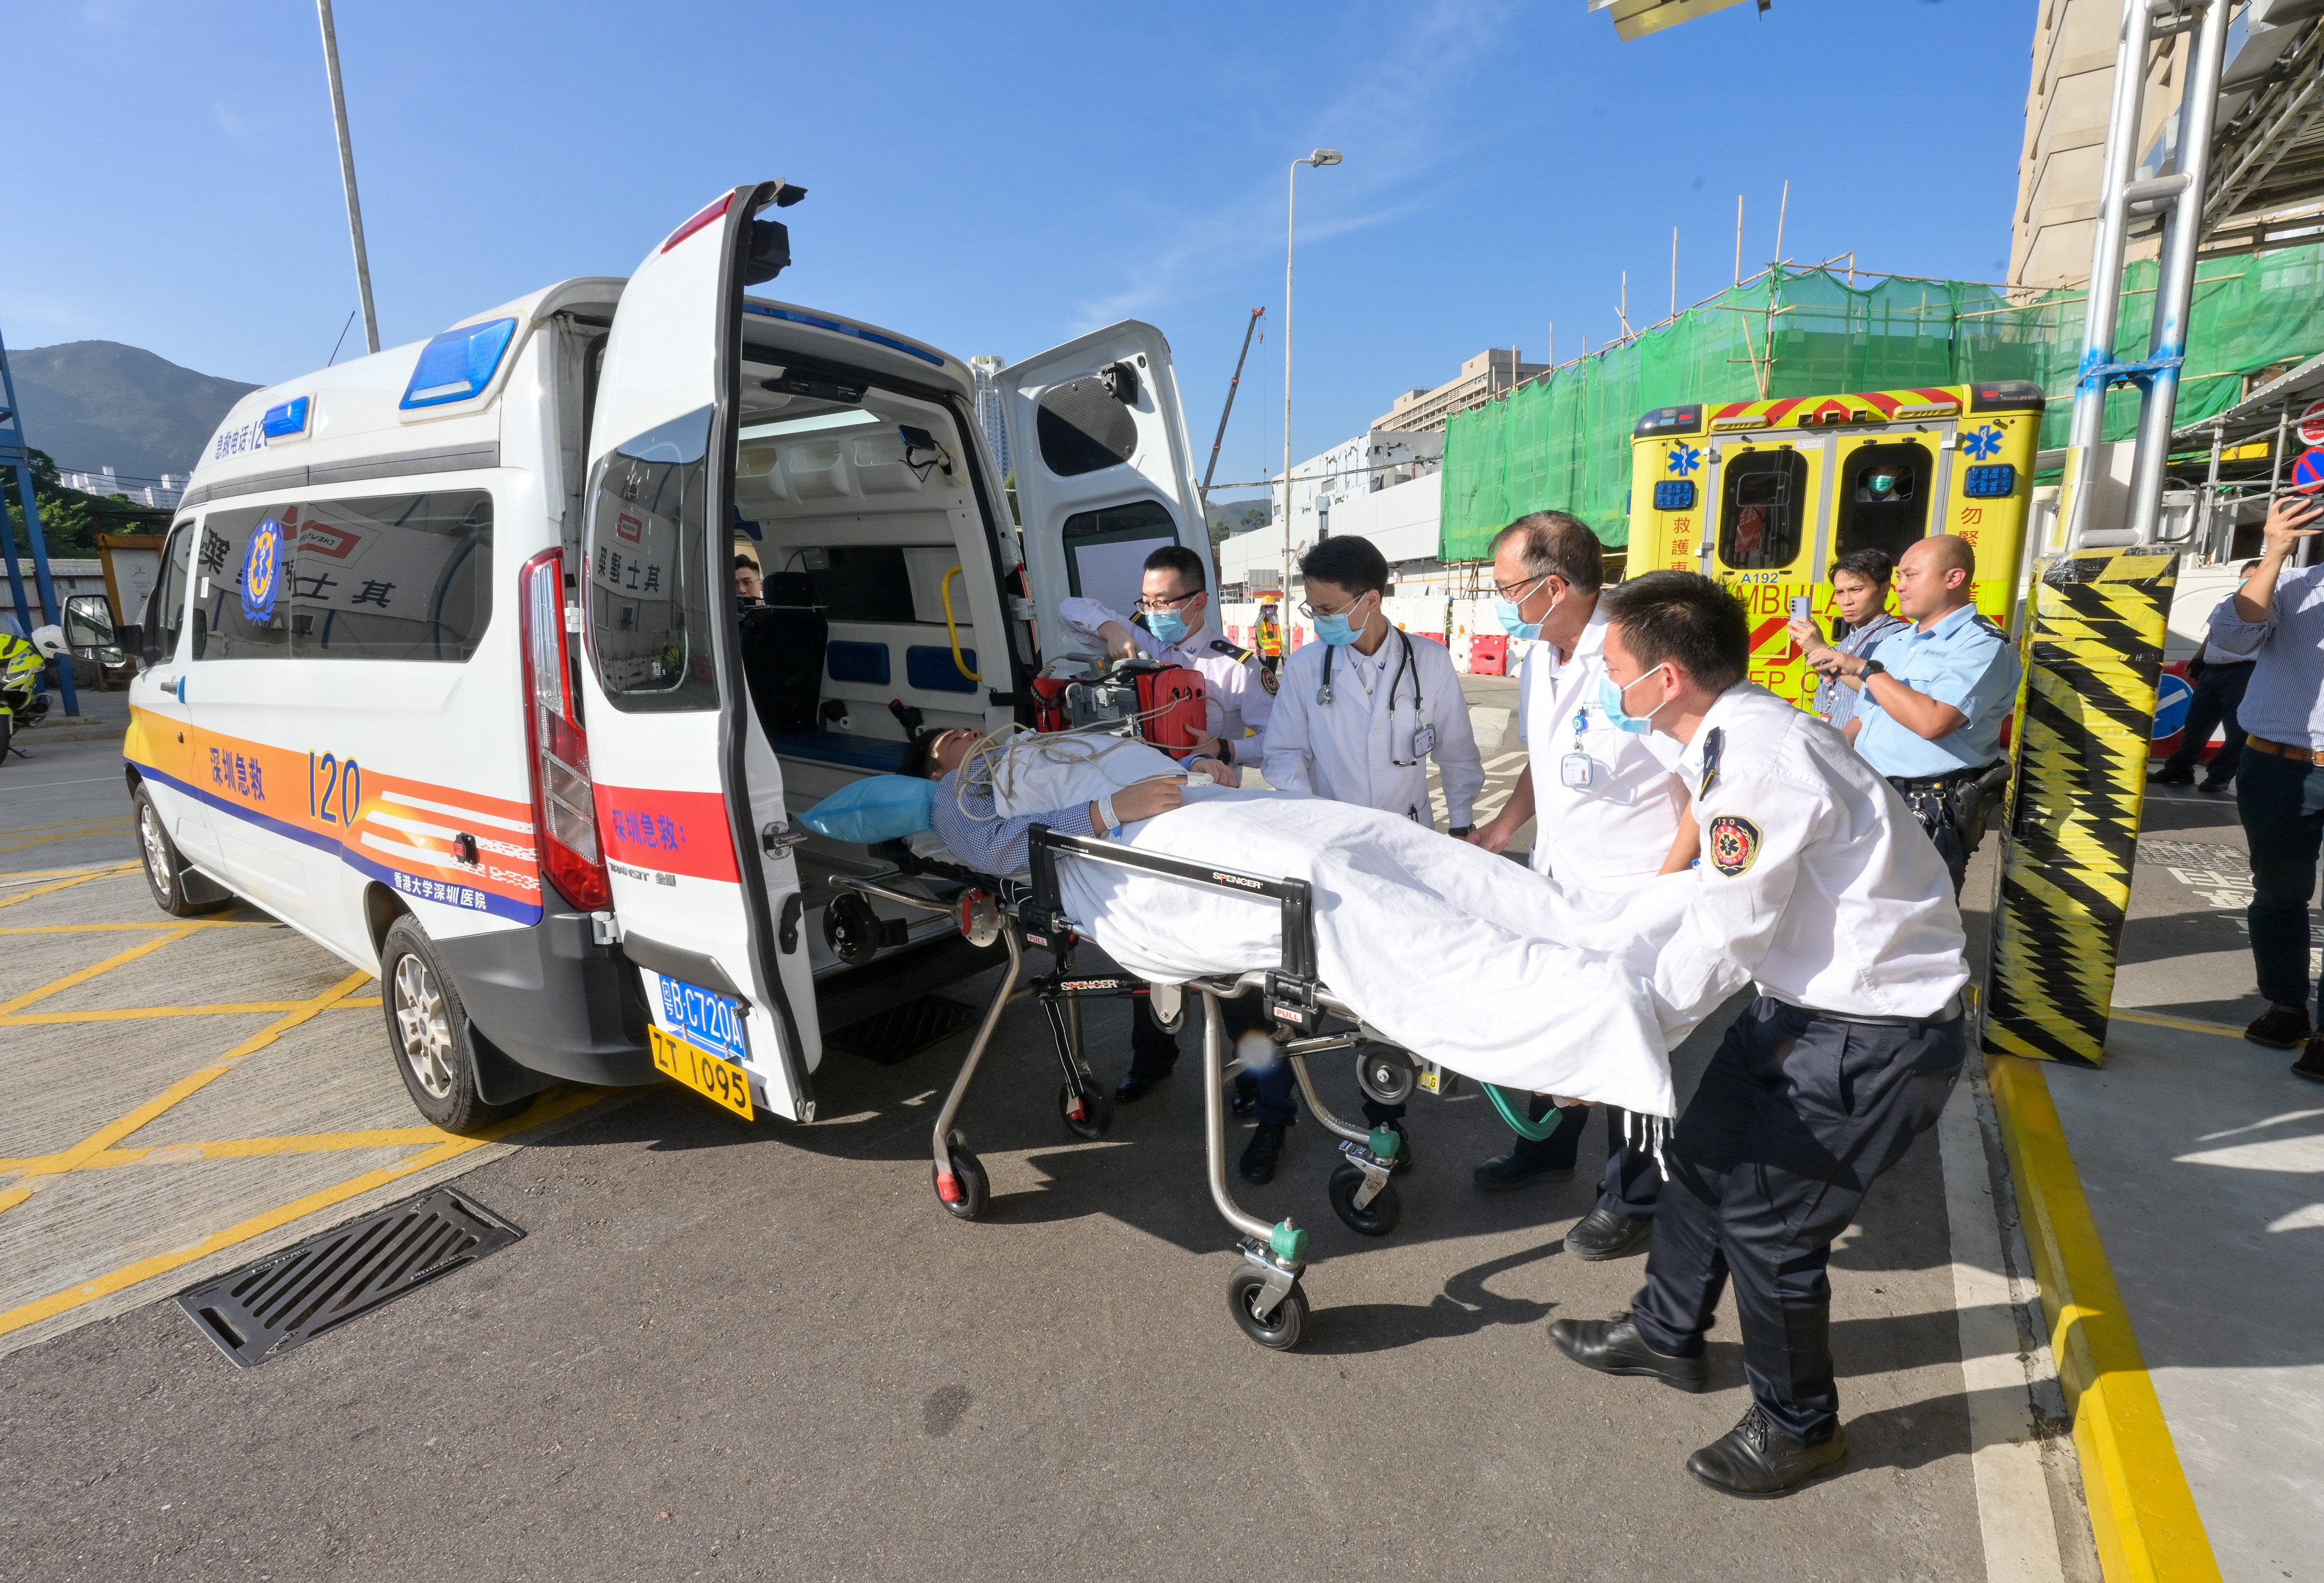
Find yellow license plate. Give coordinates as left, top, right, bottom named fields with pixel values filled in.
left=650, top=1024, right=754, bottom=1120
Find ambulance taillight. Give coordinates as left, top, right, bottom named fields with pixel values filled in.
left=519, top=549, right=611, bottom=910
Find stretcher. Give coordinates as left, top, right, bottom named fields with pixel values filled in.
left=827, top=824, right=1434, bottom=1351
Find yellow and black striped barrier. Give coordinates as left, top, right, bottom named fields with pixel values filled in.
left=1984, top=547, right=2179, bottom=1067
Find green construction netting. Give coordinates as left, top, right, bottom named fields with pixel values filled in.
left=1440, top=243, right=2324, bottom=559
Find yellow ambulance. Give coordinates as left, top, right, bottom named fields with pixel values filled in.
left=1625, top=380, right=2045, bottom=709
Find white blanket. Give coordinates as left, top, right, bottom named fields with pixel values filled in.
left=1050, top=787, right=1691, bottom=1118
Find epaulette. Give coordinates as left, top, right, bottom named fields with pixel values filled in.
left=1971, top=614, right=2009, bottom=641
left=1209, top=638, right=1254, bottom=663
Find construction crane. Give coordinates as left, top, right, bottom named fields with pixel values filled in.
left=1199, top=307, right=1265, bottom=511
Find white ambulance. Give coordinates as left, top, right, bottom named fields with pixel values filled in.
left=120, top=179, right=1216, bottom=1132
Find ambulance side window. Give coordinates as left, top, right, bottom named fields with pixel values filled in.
left=191, top=491, right=494, bottom=663
left=587, top=405, right=719, bottom=712
left=1834, top=441, right=1933, bottom=565
left=149, top=519, right=195, bottom=659
left=1717, top=450, right=1807, bottom=571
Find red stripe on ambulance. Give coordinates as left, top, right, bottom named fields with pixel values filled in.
left=593, top=785, right=740, bottom=882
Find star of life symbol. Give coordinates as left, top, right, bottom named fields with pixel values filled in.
left=1667, top=443, right=1702, bottom=475
left=1961, top=424, right=2003, bottom=460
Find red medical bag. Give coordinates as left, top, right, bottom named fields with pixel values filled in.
left=1131, top=665, right=1208, bottom=759
left=1038, top=660, right=1210, bottom=757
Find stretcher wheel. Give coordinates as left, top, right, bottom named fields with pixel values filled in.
left=1356, top=1047, right=1416, bottom=1106
left=1328, top=1164, right=1402, bottom=1238
left=1056, top=1077, right=1113, bottom=1140
left=1227, top=1268, right=1308, bottom=1350
left=933, top=1147, right=989, bottom=1220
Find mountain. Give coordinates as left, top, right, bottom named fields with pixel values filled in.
left=9, top=341, right=260, bottom=485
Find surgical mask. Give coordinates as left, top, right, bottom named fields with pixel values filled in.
left=1597, top=663, right=1671, bottom=734
left=1314, top=597, right=1369, bottom=648
left=1494, top=598, right=1541, bottom=641
left=1144, top=607, right=1190, bottom=645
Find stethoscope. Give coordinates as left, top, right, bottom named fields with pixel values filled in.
left=1319, top=628, right=1428, bottom=766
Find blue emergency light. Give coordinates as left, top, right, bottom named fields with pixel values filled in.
left=1962, top=464, right=2017, bottom=499
left=261, top=396, right=310, bottom=439
left=401, top=317, right=519, bottom=410
left=1653, top=480, right=1697, bottom=511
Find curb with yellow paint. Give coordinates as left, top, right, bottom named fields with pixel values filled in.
left=1985, top=1049, right=2221, bottom=1582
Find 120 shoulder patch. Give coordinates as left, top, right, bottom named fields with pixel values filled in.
left=1707, top=814, right=1762, bottom=877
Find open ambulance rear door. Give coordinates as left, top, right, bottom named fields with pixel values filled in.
left=1001, top=325, right=1211, bottom=659
left=577, top=182, right=817, bottom=1123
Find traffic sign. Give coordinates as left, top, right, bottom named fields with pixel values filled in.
left=2151, top=671, right=2192, bottom=742
left=2294, top=449, right=2324, bottom=494
left=2300, top=400, right=2324, bottom=447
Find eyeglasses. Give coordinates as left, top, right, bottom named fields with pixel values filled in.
left=1296, top=593, right=1370, bottom=621
left=1492, top=572, right=1551, bottom=601
left=1134, top=588, right=1202, bottom=613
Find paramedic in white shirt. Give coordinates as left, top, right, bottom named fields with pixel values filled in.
left=1237, top=533, right=1472, bottom=1183
left=1060, top=544, right=1275, bottom=771
left=1058, top=544, right=1286, bottom=1140
left=1464, top=512, right=1697, bottom=1259
left=1547, top=570, right=1967, bottom=1500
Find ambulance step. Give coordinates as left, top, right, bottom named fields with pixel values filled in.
left=825, top=993, right=983, bottom=1064
left=176, top=1188, right=522, bottom=1369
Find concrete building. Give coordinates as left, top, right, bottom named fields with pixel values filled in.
left=1216, top=428, right=1443, bottom=597
left=1371, top=348, right=1548, bottom=435
left=58, top=466, right=183, bottom=510
left=968, top=356, right=1011, bottom=478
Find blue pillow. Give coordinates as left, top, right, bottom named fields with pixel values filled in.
left=799, top=774, right=938, bottom=844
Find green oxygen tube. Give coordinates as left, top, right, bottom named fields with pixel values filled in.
left=1483, top=1084, right=1565, bottom=1142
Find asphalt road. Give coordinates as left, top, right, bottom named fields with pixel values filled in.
left=1, top=679, right=2028, bottom=1581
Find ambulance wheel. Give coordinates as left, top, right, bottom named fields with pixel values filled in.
left=133, top=786, right=230, bottom=917
left=380, top=916, right=525, bottom=1135
left=1328, top=1164, right=1403, bottom=1238
left=1056, top=1076, right=1113, bottom=1140
left=1227, top=1268, right=1308, bottom=1350
left=934, top=1147, right=989, bottom=1220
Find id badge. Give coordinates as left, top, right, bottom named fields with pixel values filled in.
left=1411, top=725, right=1436, bottom=760
left=1560, top=752, right=1594, bottom=789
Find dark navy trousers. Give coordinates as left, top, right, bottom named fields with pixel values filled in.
left=1631, top=996, right=1965, bottom=1443
left=1508, top=1092, right=1661, bottom=1219
left=2236, top=746, right=2324, bottom=1018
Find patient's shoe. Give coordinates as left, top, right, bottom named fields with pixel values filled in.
left=1239, top=1122, right=1287, bottom=1184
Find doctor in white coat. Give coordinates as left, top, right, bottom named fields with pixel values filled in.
left=1236, top=534, right=1481, bottom=1183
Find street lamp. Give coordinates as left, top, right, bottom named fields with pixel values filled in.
left=1281, top=148, right=1343, bottom=604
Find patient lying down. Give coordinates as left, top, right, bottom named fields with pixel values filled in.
left=900, top=727, right=1687, bottom=1118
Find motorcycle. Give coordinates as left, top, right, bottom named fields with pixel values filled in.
left=0, top=624, right=59, bottom=763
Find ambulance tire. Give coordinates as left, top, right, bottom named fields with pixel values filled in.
left=133, top=787, right=232, bottom=917
left=1328, top=1164, right=1402, bottom=1238
left=1227, top=1268, right=1308, bottom=1350
left=380, top=916, right=527, bottom=1135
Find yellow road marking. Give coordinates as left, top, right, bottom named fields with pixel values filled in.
left=0, top=818, right=137, bottom=839
left=0, top=925, right=197, bottom=1016
left=1, top=865, right=141, bottom=880
left=0, top=970, right=373, bottom=1217
left=2108, top=1008, right=2243, bottom=1040
left=0, top=1087, right=604, bottom=1338
left=1, top=1001, right=331, bottom=1025
left=0, top=820, right=133, bottom=854
left=1, top=1125, right=455, bottom=1175
left=1986, top=1053, right=2221, bottom=1582
left=0, top=920, right=272, bottom=934
left=0, top=864, right=141, bottom=911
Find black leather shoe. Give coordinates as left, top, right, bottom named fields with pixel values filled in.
left=1547, top=1311, right=1706, bottom=1392
left=2293, top=1038, right=2324, bottom=1085
left=1472, top=1145, right=1573, bottom=1192
left=1239, top=1122, right=1287, bottom=1184
left=1687, top=1405, right=1847, bottom=1498
left=2197, top=779, right=2232, bottom=795
left=1228, top=1071, right=1258, bottom=1116
left=2246, top=1004, right=2313, bottom=1050
left=1564, top=1206, right=1653, bottom=1260
left=1116, top=1070, right=1169, bottom=1104
left=2146, top=764, right=2194, bottom=785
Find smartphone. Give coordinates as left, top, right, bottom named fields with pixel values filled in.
left=1789, top=595, right=1811, bottom=620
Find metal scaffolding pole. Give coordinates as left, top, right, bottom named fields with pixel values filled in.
left=0, top=320, right=81, bottom=716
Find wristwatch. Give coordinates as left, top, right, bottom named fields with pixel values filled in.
left=1858, top=658, right=1887, bottom=681
left=1449, top=825, right=1475, bottom=839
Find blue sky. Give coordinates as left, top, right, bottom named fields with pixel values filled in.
left=7, top=0, right=2032, bottom=491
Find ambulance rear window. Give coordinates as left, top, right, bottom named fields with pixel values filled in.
left=1717, top=450, right=1806, bottom=571
left=587, top=406, right=719, bottom=712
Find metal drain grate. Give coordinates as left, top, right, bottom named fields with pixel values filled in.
left=825, top=994, right=982, bottom=1063
left=178, top=1186, right=521, bottom=1368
